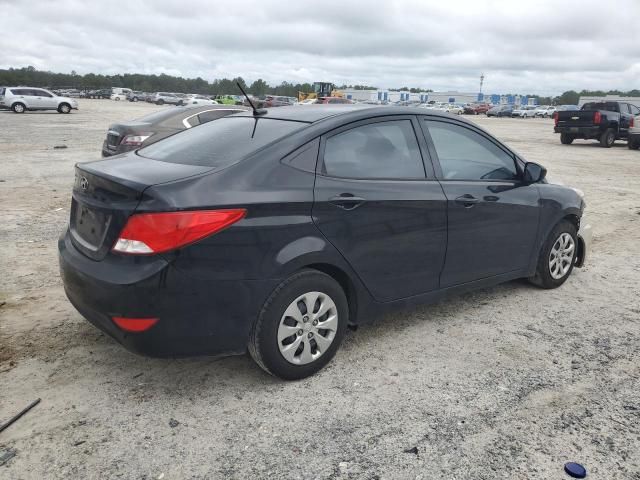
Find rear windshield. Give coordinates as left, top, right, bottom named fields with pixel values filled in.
left=133, top=108, right=192, bottom=124
left=582, top=102, right=619, bottom=112
left=138, top=116, right=306, bottom=167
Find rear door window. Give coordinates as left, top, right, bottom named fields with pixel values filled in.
left=138, top=116, right=306, bottom=167
left=630, top=104, right=640, bottom=115
left=321, top=120, right=425, bottom=179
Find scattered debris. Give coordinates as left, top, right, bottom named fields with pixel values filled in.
left=168, top=418, right=180, bottom=428
left=53, top=145, right=68, bottom=149
left=53, top=207, right=63, bottom=211
left=404, top=446, right=419, bottom=455
left=0, top=448, right=17, bottom=466
left=133, top=373, right=144, bottom=379
left=73, top=440, right=86, bottom=447
left=0, top=398, right=41, bottom=434
left=0, top=301, right=5, bottom=308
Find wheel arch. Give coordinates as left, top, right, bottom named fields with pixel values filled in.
left=303, top=262, right=359, bottom=325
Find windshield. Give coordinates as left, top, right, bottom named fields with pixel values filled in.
left=138, top=116, right=306, bottom=167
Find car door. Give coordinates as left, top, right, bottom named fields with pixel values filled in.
left=32, top=89, right=57, bottom=109
left=618, top=103, right=632, bottom=135
left=312, top=116, right=448, bottom=302
left=421, top=118, right=540, bottom=288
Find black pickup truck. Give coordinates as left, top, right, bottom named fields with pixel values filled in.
left=554, top=101, right=640, bottom=147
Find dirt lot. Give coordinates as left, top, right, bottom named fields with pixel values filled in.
left=0, top=100, right=639, bottom=479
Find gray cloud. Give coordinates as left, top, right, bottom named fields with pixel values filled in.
left=1, top=0, right=639, bottom=94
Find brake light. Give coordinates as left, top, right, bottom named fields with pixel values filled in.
left=594, top=111, right=601, bottom=124
left=553, top=112, right=559, bottom=127
left=112, top=316, right=158, bottom=332
left=112, top=209, right=246, bottom=255
left=121, top=133, right=153, bottom=146
left=630, top=117, right=634, bottom=128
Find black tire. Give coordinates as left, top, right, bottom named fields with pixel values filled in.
left=600, top=128, right=615, bottom=148
left=628, top=138, right=639, bottom=150
left=156, top=99, right=164, bottom=105
left=560, top=133, right=574, bottom=145
left=248, top=269, right=348, bottom=380
left=12, top=102, right=26, bottom=113
left=58, top=103, right=71, bottom=114
left=529, top=220, right=578, bottom=289
left=133, top=97, right=138, bottom=102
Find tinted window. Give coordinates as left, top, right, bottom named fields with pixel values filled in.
left=582, top=102, right=619, bottom=112
left=425, top=120, right=518, bottom=181
left=33, top=89, right=52, bottom=97
left=322, top=120, right=425, bottom=179
left=139, top=117, right=305, bottom=167
left=197, top=109, right=237, bottom=124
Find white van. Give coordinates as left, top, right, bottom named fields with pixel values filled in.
left=112, top=88, right=132, bottom=96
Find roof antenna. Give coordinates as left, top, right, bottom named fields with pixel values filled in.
left=237, top=82, right=267, bottom=116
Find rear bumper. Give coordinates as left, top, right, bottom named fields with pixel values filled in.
left=554, top=126, right=601, bottom=137
left=58, top=229, right=279, bottom=357
left=576, top=214, right=592, bottom=268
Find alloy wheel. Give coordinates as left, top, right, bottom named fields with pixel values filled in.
left=277, top=291, right=338, bottom=365
left=549, top=232, right=575, bottom=279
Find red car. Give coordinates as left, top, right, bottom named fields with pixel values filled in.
left=464, top=103, right=492, bottom=115
left=315, top=97, right=353, bottom=104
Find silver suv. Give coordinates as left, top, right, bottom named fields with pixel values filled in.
left=151, top=92, right=183, bottom=106
left=0, top=87, right=79, bottom=113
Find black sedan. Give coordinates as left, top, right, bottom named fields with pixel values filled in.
left=60, top=106, right=591, bottom=380
left=101, top=105, right=249, bottom=157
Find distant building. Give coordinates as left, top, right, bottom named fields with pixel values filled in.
left=342, top=89, right=537, bottom=105
left=578, top=95, right=640, bottom=109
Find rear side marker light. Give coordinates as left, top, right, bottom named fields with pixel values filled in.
left=113, top=209, right=246, bottom=255
left=112, top=316, right=159, bottom=332
left=553, top=112, right=559, bottom=127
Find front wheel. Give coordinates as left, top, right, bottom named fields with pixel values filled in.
left=248, top=270, right=348, bottom=380
left=600, top=128, right=615, bottom=148
left=58, top=103, right=71, bottom=114
left=529, top=220, right=578, bottom=289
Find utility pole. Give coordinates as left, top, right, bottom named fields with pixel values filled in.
left=479, top=73, right=485, bottom=95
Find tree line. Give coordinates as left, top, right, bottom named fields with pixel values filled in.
left=1, top=67, right=638, bottom=102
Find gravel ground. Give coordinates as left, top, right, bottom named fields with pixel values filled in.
left=0, top=100, right=639, bottom=480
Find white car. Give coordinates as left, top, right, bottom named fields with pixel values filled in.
left=185, top=94, right=218, bottom=106
left=110, top=93, right=127, bottom=101
left=511, top=105, right=538, bottom=118
left=435, top=103, right=463, bottom=115
left=535, top=105, right=557, bottom=118
left=0, top=86, right=78, bottom=113
left=296, top=98, right=317, bottom=105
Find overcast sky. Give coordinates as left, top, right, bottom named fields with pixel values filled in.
left=1, top=0, right=639, bottom=95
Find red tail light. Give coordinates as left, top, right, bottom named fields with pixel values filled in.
left=630, top=117, right=634, bottom=128
left=112, top=209, right=246, bottom=255
left=594, top=111, right=601, bottom=124
left=553, top=112, right=559, bottom=127
left=112, top=316, right=158, bottom=332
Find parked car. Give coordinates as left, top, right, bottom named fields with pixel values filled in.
left=628, top=115, right=639, bottom=150
left=151, top=92, right=184, bottom=106
left=184, top=94, right=218, bottom=106
left=262, top=95, right=296, bottom=107
left=215, top=95, right=241, bottom=105
left=127, top=91, right=146, bottom=102
left=534, top=105, right=554, bottom=117
left=511, top=105, right=538, bottom=118
left=110, top=93, right=127, bottom=101
left=439, top=104, right=463, bottom=115
left=296, top=98, right=317, bottom=105
left=101, top=104, right=248, bottom=156
left=60, top=105, right=591, bottom=380
left=87, top=89, right=112, bottom=99
left=464, top=103, right=492, bottom=115
left=315, top=97, right=353, bottom=104
left=0, top=86, right=78, bottom=113
left=554, top=101, right=639, bottom=147
left=486, top=105, right=514, bottom=117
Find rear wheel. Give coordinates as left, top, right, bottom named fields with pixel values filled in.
left=248, top=270, right=348, bottom=380
left=600, top=128, right=615, bottom=148
left=529, top=220, right=577, bottom=289
left=628, top=138, right=639, bottom=150
left=12, top=102, right=26, bottom=113
left=560, top=133, right=574, bottom=145
left=58, top=103, right=71, bottom=114
left=156, top=99, right=164, bottom=105
left=132, top=97, right=138, bottom=102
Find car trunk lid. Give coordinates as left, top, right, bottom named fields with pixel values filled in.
left=69, top=154, right=212, bottom=260
left=556, top=110, right=601, bottom=127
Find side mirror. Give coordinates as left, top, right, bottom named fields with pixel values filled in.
left=523, top=162, right=547, bottom=183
